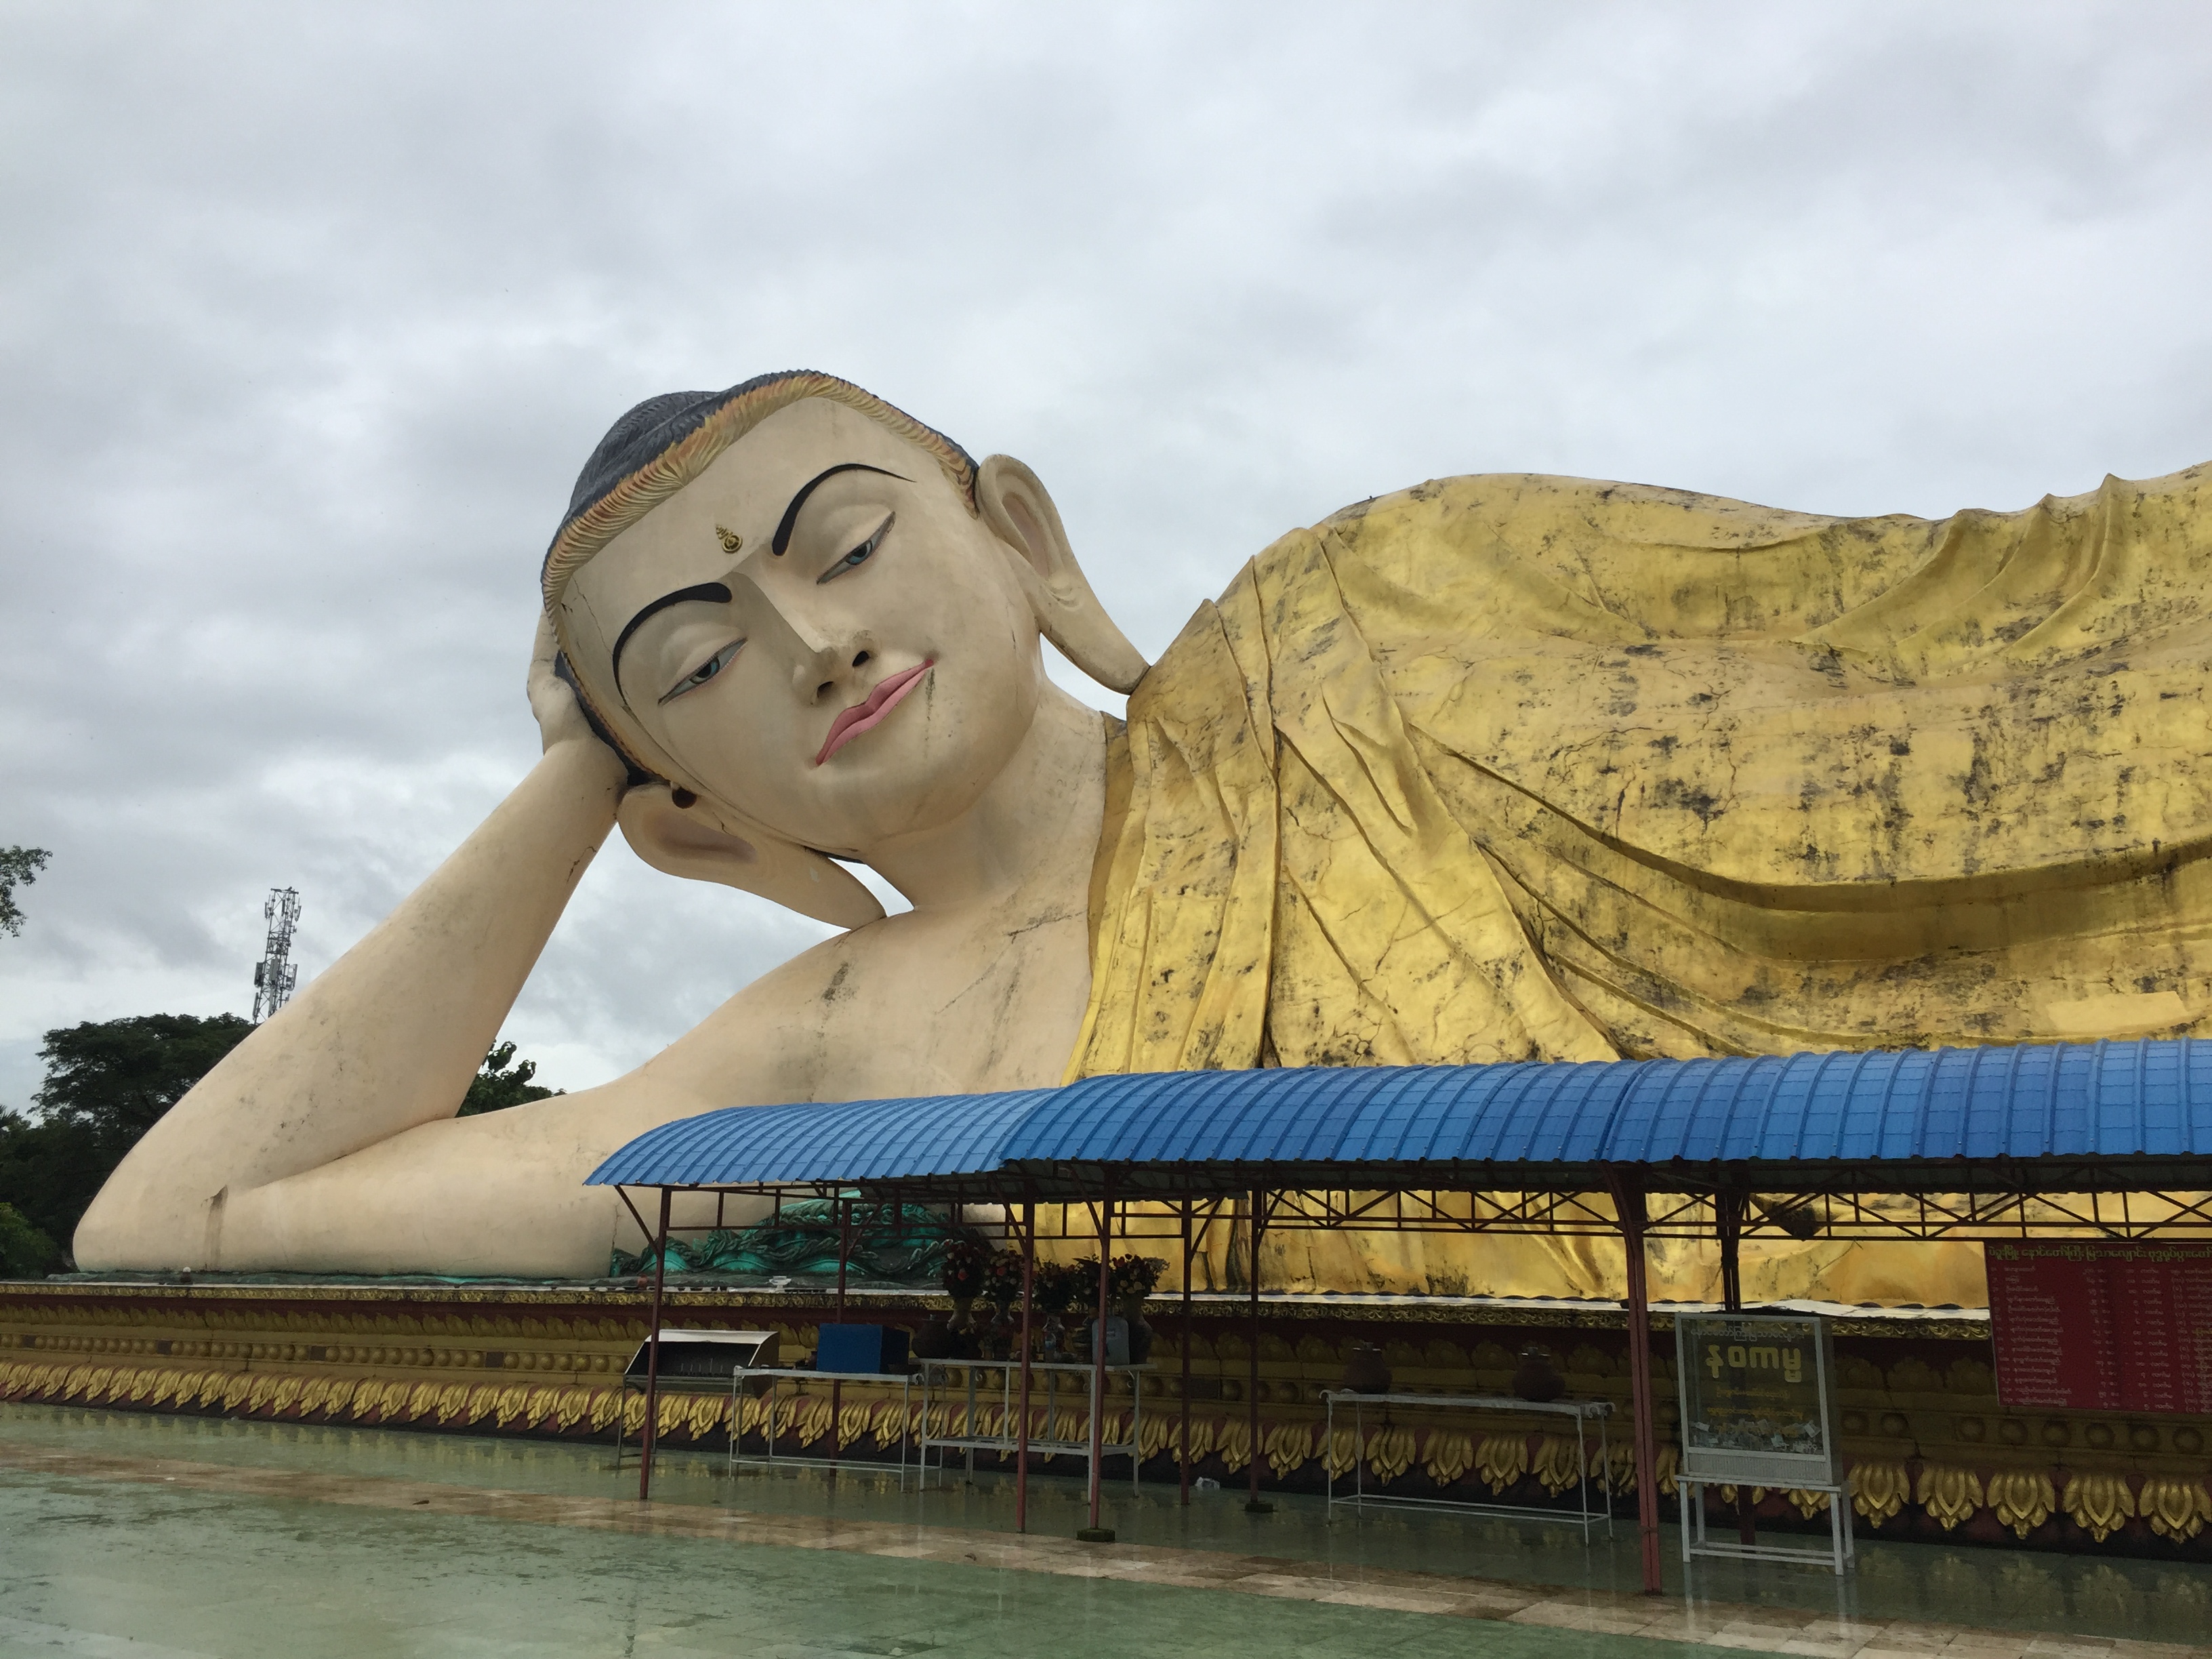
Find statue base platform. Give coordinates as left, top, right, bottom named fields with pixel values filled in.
left=3, top=1276, right=2205, bottom=1559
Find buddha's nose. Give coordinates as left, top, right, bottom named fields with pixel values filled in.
left=792, top=630, right=880, bottom=704
left=738, top=571, right=880, bottom=705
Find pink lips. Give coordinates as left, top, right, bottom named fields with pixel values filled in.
left=814, top=661, right=935, bottom=766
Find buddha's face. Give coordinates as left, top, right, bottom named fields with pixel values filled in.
left=558, top=399, right=1046, bottom=855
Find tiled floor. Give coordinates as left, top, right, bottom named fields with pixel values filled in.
left=1, top=1406, right=2208, bottom=1659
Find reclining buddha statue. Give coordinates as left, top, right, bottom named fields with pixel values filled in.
left=75, top=371, right=2212, bottom=1304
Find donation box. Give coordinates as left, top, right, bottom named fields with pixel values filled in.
left=1673, top=1311, right=1841, bottom=1488
left=815, top=1324, right=911, bottom=1375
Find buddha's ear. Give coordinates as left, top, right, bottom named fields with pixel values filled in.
left=977, top=454, right=1149, bottom=695
left=616, top=783, right=886, bottom=930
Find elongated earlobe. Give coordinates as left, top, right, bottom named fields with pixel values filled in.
left=977, top=454, right=1149, bottom=694
left=617, top=784, right=884, bottom=930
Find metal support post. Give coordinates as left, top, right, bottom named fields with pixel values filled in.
left=1717, top=1189, right=1744, bottom=1314
left=1716, top=1189, right=1755, bottom=1544
left=1080, top=1176, right=1115, bottom=1540
left=1246, top=1187, right=1271, bottom=1514
left=1610, top=1169, right=1663, bottom=1595
left=830, top=1195, right=850, bottom=1465
left=1179, top=1196, right=1193, bottom=1505
left=638, top=1186, right=672, bottom=1503
left=1016, top=1197, right=1035, bottom=1533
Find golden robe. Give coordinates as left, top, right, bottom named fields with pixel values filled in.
left=1065, top=464, right=2212, bottom=1305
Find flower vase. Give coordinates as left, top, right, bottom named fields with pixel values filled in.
left=1340, top=1342, right=1391, bottom=1395
left=1511, top=1345, right=1565, bottom=1403
left=1115, top=1298, right=1155, bottom=1364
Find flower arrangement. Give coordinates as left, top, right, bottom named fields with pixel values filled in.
left=981, top=1248, right=1027, bottom=1311
left=1065, top=1256, right=1105, bottom=1312
left=1108, top=1254, right=1168, bottom=1307
left=1048, top=1256, right=1167, bottom=1309
left=939, top=1237, right=991, bottom=1302
left=1050, top=1254, right=1168, bottom=1364
left=1029, top=1258, right=1081, bottom=1317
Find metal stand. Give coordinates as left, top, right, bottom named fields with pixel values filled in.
left=1680, top=1477, right=1855, bottom=1575
left=1322, top=1391, right=1615, bottom=1541
left=731, top=1368, right=917, bottom=1490
left=613, top=1373, right=724, bottom=1473
left=919, top=1359, right=1148, bottom=1491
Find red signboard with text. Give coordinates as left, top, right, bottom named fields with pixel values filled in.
left=1985, top=1240, right=2212, bottom=1413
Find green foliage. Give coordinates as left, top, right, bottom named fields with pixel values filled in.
left=0, top=1201, right=61, bottom=1278
left=35, top=1014, right=253, bottom=1140
left=457, top=1041, right=558, bottom=1116
left=0, top=1012, right=251, bottom=1263
left=0, top=1109, right=84, bottom=1258
left=613, top=1200, right=978, bottom=1282
left=0, top=846, right=50, bottom=937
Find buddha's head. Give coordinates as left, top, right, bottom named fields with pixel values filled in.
left=544, top=372, right=1146, bottom=927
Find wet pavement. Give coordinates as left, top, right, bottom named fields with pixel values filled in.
left=2, top=1405, right=2208, bottom=1659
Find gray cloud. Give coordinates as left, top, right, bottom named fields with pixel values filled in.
left=3, top=0, right=2207, bottom=1103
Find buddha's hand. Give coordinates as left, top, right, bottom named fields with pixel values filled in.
left=528, top=611, right=622, bottom=776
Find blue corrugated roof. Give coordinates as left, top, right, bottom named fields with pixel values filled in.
left=588, top=1086, right=1055, bottom=1189
left=585, top=1038, right=2212, bottom=1195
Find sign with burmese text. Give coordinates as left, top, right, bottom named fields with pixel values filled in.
left=1985, top=1240, right=2212, bottom=1414
left=1674, top=1313, right=1839, bottom=1486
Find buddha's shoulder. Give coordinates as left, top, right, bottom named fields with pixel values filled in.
left=1311, top=470, right=1835, bottom=546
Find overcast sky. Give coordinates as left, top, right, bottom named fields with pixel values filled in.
left=3, top=1, right=2207, bottom=1109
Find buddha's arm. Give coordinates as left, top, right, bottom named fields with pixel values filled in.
left=74, top=629, right=631, bottom=1270
left=176, top=1084, right=700, bottom=1278
left=108, top=924, right=899, bottom=1275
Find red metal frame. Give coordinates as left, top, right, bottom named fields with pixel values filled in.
left=615, top=1150, right=2212, bottom=1595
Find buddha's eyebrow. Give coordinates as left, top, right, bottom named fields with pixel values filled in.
left=771, top=462, right=909, bottom=556
left=612, top=582, right=732, bottom=685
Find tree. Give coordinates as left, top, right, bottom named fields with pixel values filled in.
left=0, top=1013, right=251, bottom=1267
left=458, top=1041, right=559, bottom=1115
left=35, top=1014, right=253, bottom=1144
left=1, top=846, right=49, bottom=937
left=0, top=1111, right=81, bottom=1267
left=0, top=1201, right=61, bottom=1277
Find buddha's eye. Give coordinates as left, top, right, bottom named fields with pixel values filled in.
left=659, top=640, right=741, bottom=705
left=817, top=512, right=893, bottom=584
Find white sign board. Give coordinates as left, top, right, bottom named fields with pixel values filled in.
left=1673, top=1311, right=1841, bottom=1488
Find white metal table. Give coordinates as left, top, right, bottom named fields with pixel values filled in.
left=1322, top=1389, right=1614, bottom=1540
left=918, top=1359, right=1150, bottom=1490
left=731, top=1366, right=919, bottom=1490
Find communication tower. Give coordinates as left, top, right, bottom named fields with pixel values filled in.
left=251, top=886, right=301, bottom=1024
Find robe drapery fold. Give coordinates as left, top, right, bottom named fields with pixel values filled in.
left=1063, top=464, right=2212, bottom=1305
